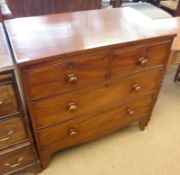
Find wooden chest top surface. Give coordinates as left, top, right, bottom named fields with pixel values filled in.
left=4, top=7, right=175, bottom=65
left=0, top=23, right=13, bottom=72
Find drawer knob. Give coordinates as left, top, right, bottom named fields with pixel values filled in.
left=0, top=129, right=14, bottom=142
left=0, top=100, right=3, bottom=105
left=67, top=102, right=77, bottom=112
left=67, top=74, right=78, bottom=83
left=126, top=108, right=135, bottom=115
left=132, top=84, right=141, bottom=92
left=69, top=128, right=77, bottom=137
left=138, top=57, right=148, bottom=66
left=5, top=157, right=24, bottom=168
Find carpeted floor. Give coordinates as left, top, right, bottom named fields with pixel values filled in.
left=37, top=66, right=180, bottom=175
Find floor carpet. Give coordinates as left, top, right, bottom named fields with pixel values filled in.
left=37, top=66, right=180, bottom=175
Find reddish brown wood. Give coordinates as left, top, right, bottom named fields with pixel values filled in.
left=38, top=94, right=154, bottom=167
left=175, top=1, right=180, bottom=16
left=4, top=8, right=175, bottom=66
left=0, top=116, right=27, bottom=149
left=25, top=52, right=109, bottom=100
left=0, top=22, right=41, bottom=175
left=12, top=161, right=42, bottom=175
left=0, top=143, right=37, bottom=174
left=2, top=0, right=102, bottom=19
left=32, top=69, right=162, bottom=129
left=174, top=64, right=180, bottom=81
left=4, top=8, right=175, bottom=169
left=112, top=0, right=122, bottom=7
left=0, top=83, right=19, bottom=116
left=111, top=42, right=171, bottom=77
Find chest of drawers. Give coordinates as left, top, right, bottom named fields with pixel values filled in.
left=4, top=8, right=176, bottom=169
left=0, top=23, right=41, bottom=174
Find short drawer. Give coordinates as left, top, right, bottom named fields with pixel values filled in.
left=0, top=116, right=27, bottom=149
left=0, top=83, right=19, bottom=117
left=112, top=42, right=171, bottom=77
left=32, top=69, right=162, bottom=128
left=0, top=144, right=36, bottom=174
left=25, top=52, right=108, bottom=100
left=37, top=94, right=154, bottom=152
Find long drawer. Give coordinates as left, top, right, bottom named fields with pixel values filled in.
left=32, top=69, right=162, bottom=128
left=0, top=144, right=36, bottom=174
left=37, top=93, right=154, bottom=152
left=0, top=116, right=27, bottom=149
left=0, top=82, right=19, bottom=117
left=24, top=42, right=170, bottom=100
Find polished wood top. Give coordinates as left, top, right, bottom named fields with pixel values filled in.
left=4, top=7, right=176, bottom=65
left=154, top=17, right=180, bottom=52
left=0, top=23, right=13, bottom=72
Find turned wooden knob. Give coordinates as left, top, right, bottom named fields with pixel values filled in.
left=69, top=128, right=77, bottom=136
left=67, top=74, right=77, bottom=83
left=67, top=102, right=77, bottom=112
left=126, top=108, right=135, bottom=115
left=0, top=100, right=3, bottom=105
left=132, top=84, right=141, bottom=92
left=138, top=57, right=148, bottom=66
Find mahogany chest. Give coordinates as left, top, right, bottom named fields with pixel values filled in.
left=4, top=8, right=176, bottom=169
left=0, top=23, right=41, bottom=174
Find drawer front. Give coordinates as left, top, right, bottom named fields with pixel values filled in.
left=38, top=94, right=154, bottom=152
left=0, top=116, right=27, bottom=149
left=32, top=69, right=162, bottom=128
left=112, top=42, right=170, bottom=77
left=0, top=145, right=36, bottom=174
left=25, top=53, right=108, bottom=100
left=0, top=83, right=18, bottom=116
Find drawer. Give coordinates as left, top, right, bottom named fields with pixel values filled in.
left=0, top=83, right=19, bottom=117
left=37, top=94, right=154, bottom=152
left=112, top=42, right=171, bottom=77
left=0, top=116, right=27, bottom=149
left=0, top=144, right=36, bottom=174
left=25, top=52, right=108, bottom=100
left=32, top=69, right=162, bottom=128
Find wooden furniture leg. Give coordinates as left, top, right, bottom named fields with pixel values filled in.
left=174, top=64, right=180, bottom=82
left=112, top=0, right=122, bottom=7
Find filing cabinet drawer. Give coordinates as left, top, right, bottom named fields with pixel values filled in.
left=0, top=144, right=36, bottom=174
left=0, top=116, right=27, bottom=149
left=112, top=42, right=171, bottom=77
left=0, top=83, right=18, bottom=116
left=25, top=52, right=108, bottom=100
left=32, top=69, right=162, bottom=128
left=38, top=94, right=154, bottom=152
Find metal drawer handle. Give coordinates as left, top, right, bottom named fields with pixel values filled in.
left=5, top=157, right=24, bottom=168
left=67, top=102, right=77, bottom=112
left=126, top=108, right=135, bottom=115
left=69, top=128, right=77, bottom=137
left=138, top=57, right=148, bottom=66
left=132, top=84, right=141, bottom=92
left=67, top=74, right=78, bottom=83
left=0, top=129, right=14, bottom=142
